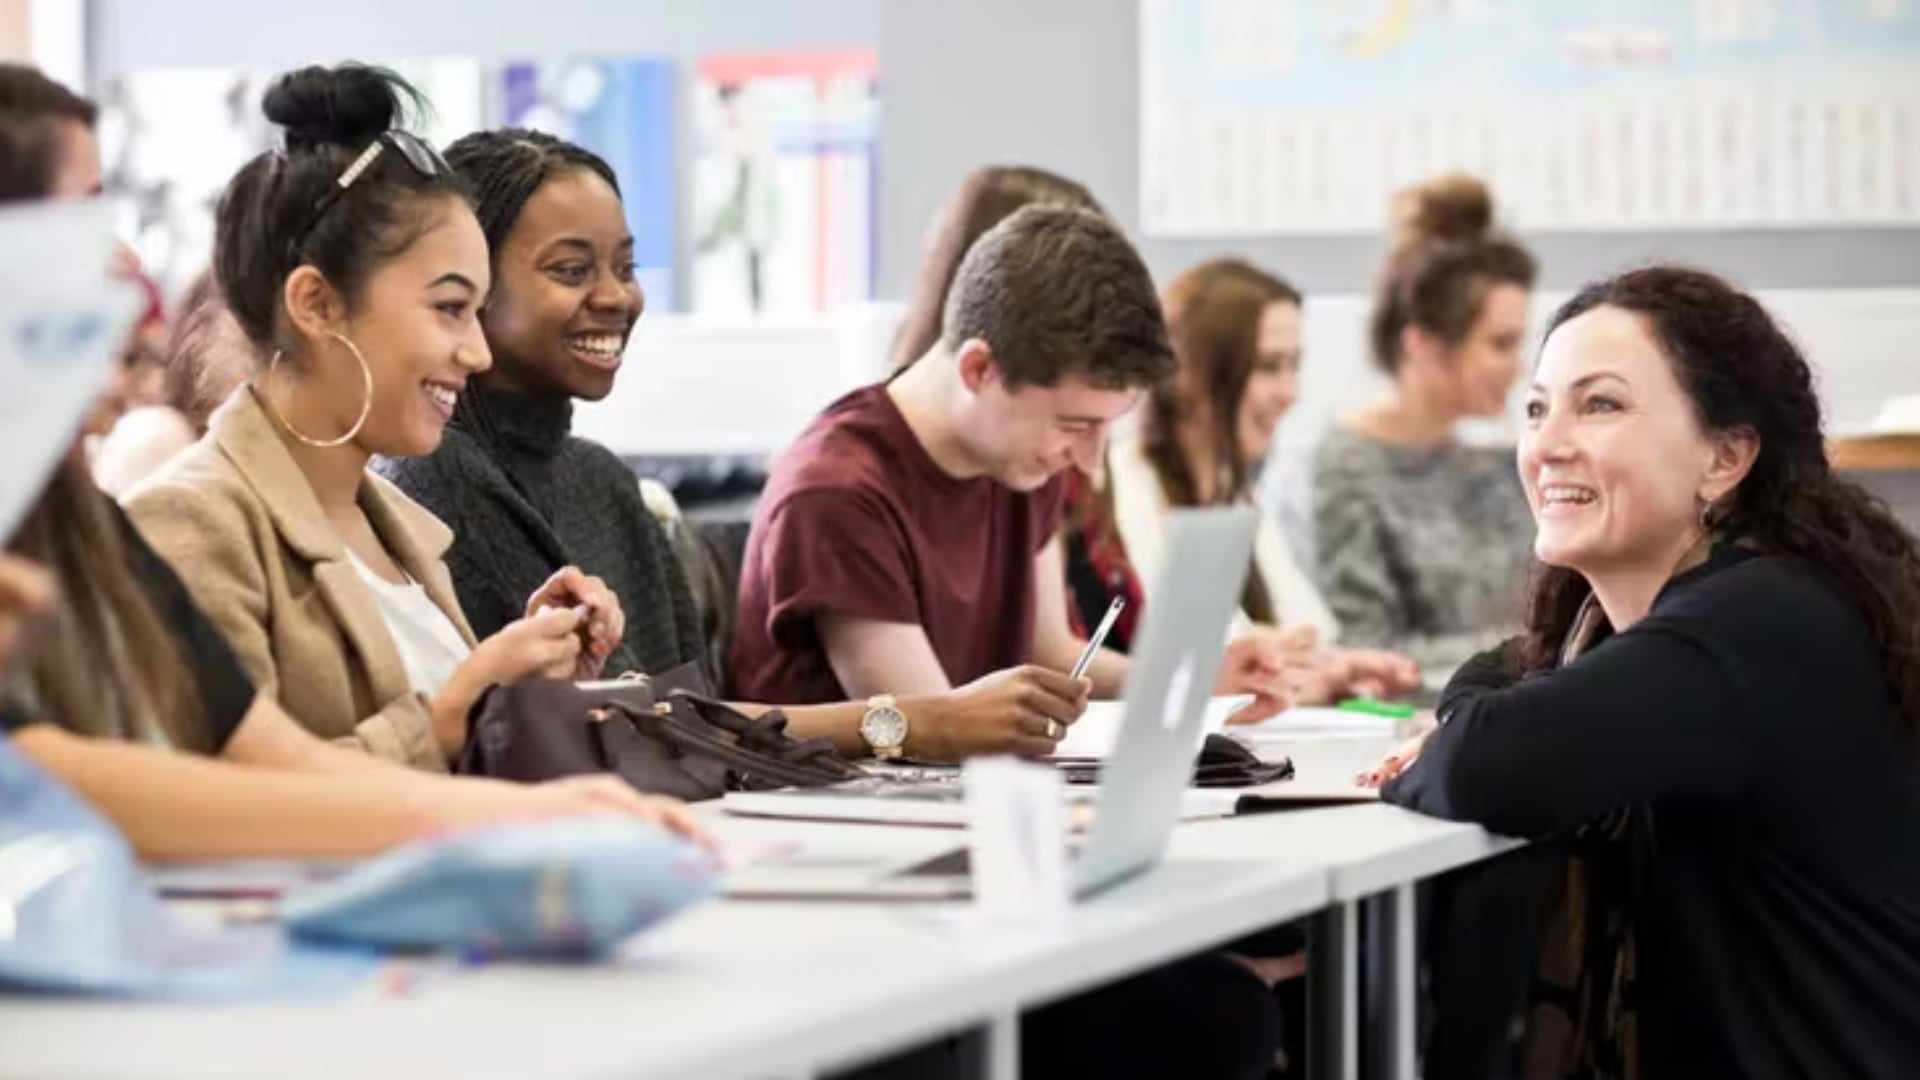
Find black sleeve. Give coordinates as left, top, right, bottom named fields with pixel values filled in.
left=1435, top=641, right=1524, bottom=719
left=1380, top=621, right=1759, bottom=839
left=113, top=502, right=257, bottom=752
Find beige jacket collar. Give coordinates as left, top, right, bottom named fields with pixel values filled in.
left=206, top=388, right=479, bottom=706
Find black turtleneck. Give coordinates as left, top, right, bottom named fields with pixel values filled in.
left=373, top=381, right=704, bottom=682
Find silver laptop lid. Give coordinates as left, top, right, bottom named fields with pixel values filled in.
left=1074, top=507, right=1260, bottom=893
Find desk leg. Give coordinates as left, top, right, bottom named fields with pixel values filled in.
left=1360, top=886, right=1418, bottom=1080
left=1390, top=884, right=1417, bottom=1080
left=1308, top=900, right=1358, bottom=1080
left=953, top=1012, right=1020, bottom=1080
left=986, top=1009, right=1020, bottom=1080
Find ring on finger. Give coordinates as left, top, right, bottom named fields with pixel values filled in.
left=1045, top=719, right=1063, bottom=740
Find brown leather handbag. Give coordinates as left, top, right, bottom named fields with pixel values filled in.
left=458, top=663, right=867, bottom=802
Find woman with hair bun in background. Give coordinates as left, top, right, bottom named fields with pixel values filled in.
left=1312, top=173, right=1539, bottom=675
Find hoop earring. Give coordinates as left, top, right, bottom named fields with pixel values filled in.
left=1699, top=496, right=1717, bottom=531
left=261, top=332, right=374, bottom=448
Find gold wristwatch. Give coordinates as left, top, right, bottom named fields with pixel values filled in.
left=858, top=694, right=909, bottom=760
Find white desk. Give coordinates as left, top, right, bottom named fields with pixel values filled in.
left=1235, top=736, right=1522, bottom=1080
left=0, top=741, right=1515, bottom=1080
left=0, top=818, right=1328, bottom=1080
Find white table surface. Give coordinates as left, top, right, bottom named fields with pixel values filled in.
left=0, top=739, right=1511, bottom=1080
left=0, top=821, right=1327, bottom=1080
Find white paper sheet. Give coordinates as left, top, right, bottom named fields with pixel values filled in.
left=1226, top=706, right=1400, bottom=746
left=1049, top=694, right=1254, bottom=760
left=964, top=757, right=1071, bottom=928
left=0, top=201, right=141, bottom=540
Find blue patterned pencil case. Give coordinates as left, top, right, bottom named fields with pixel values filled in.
left=279, top=818, right=717, bottom=958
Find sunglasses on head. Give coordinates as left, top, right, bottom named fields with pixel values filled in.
left=287, top=130, right=450, bottom=261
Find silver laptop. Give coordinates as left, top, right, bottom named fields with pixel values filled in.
left=722, top=507, right=1260, bottom=901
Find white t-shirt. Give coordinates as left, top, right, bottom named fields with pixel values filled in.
left=345, top=549, right=471, bottom=698
left=1107, top=436, right=1341, bottom=643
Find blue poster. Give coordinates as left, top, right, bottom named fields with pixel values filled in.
left=500, top=58, right=680, bottom=311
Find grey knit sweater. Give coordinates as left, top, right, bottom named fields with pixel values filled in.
left=373, top=384, right=704, bottom=682
left=1311, top=425, right=1535, bottom=673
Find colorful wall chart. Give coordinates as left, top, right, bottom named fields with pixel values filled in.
left=1140, top=0, right=1920, bottom=234
left=690, top=49, right=877, bottom=314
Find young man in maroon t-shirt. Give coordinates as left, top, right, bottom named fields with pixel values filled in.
left=732, top=205, right=1289, bottom=762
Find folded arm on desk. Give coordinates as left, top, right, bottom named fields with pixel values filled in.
left=1379, top=629, right=1755, bottom=838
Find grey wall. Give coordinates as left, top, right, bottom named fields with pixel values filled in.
left=90, top=0, right=884, bottom=311
left=90, top=0, right=1920, bottom=299
left=878, top=0, right=1920, bottom=299
left=91, top=0, right=882, bottom=72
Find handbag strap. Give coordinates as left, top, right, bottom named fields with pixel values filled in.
left=601, top=699, right=864, bottom=790
left=667, top=692, right=857, bottom=772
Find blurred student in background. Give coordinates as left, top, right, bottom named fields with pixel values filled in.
left=890, top=164, right=1105, bottom=371
left=94, top=270, right=256, bottom=496
left=1313, top=174, right=1538, bottom=673
left=1106, top=257, right=1420, bottom=703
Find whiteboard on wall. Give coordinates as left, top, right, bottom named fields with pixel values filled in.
left=1140, top=0, right=1920, bottom=236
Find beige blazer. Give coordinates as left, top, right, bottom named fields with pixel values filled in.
left=123, top=387, right=478, bottom=771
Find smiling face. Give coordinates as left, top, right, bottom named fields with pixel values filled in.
left=956, top=341, right=1140, bottom=492
left=1233, top=300, right=1302, bottom=466
left=1519, top=304, right=1752, bottom=579
left=478, top=169, right=642, bottom=402
left=280, top=194, right=493, bottom=457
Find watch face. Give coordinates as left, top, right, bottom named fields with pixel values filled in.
left=862, top=706, right=907, bottom=747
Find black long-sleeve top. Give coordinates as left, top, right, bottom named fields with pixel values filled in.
left=1384, top=545, right=1920, bottom=1078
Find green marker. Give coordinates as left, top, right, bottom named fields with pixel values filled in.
left=1336, top=698, right=1417, bottom=719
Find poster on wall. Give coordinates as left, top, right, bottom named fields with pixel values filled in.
left=690, top=49, right=877, bottom=315
left=95, top=59, right=484, bottom=296
left=1140, top=0, right=1920, bottom=235
left=496, top=57, right=680, bottom=311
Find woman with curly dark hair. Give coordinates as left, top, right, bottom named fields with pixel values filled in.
left=1376, top=265, right=1920, bottom=1076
